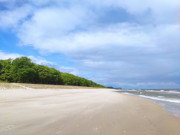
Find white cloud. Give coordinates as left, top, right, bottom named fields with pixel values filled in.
left=0, top=5, right=32, bottom=28
left=18, top=22, right=154, bottom=53
left=18, top=19, right=180, bottom=54
left=86, top=0, right=180, bottom=14
left=0, top=51, right=21, bottom=59
left=17, top=5, right=93, bottom=52
left=1, top=0, right=180, bottom=29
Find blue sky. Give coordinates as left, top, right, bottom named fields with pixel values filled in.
left=0, top=0, right=180, bottom=89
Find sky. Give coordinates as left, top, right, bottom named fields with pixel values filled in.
left=0, top=0, right=180, bottom=89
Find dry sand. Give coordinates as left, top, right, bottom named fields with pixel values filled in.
left=0, top=83, right=180, bottom=135
left=0, top=83, right=104, bottom=89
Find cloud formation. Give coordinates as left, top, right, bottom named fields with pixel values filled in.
left=0, top=51, right=21, bottom=59
left=0, top=0, right=180, bottom=88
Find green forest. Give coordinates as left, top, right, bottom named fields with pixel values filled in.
left=0, top=57, right=105, bottom=88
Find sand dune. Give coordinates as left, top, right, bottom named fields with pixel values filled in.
left=0, top=84, right=180, bottom=135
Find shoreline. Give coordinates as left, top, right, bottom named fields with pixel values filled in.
left=118, top=90, right=180, bottom=118
left=0, top=85, right=180, bottom=135
left=120, top=92, right=180, bottom=118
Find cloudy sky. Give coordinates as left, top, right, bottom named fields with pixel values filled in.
left=0, top=0, right=180, bottom=88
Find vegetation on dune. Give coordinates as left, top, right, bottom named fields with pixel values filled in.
left=0, top=57, right=105, bottom=88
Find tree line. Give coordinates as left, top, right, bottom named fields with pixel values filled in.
left=0, top=57, right=105, bottom=88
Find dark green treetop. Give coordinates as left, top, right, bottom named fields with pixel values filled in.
left=0, top=57, right=104, bottom=88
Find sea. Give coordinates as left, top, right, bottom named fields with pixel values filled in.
left=120, top=89, right=180, bottom=118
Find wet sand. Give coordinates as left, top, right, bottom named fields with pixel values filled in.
left=0, top=84, right=180, bottom=135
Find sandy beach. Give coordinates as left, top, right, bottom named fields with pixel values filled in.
left=0, top=83, right=180, bottom=135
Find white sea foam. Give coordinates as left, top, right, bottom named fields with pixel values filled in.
left=124, top=89, right=180, bottom=94
left=167, top=91, right=180, bottom=93
left=139, top=95, right=180, bottom=104
left=160, top=90, right=165, bottom=91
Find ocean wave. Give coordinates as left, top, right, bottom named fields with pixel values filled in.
left=139, top=95, right=180, bottom=103
left=167, top=90, right=180, bottom=93
left=123, top=89, right=180, bottom=94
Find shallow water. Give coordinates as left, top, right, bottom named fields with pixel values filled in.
left=120, top=89, right=180, bottom=118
